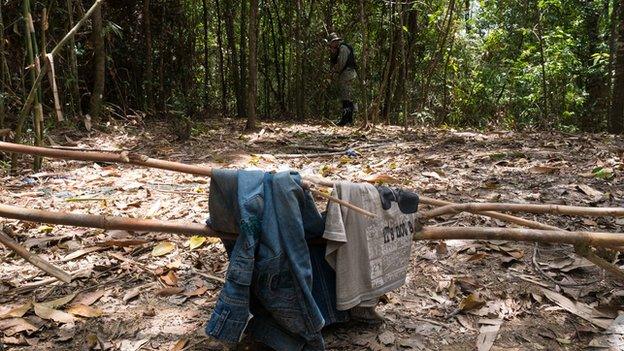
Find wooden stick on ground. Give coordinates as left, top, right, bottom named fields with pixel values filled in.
left=0, top=226, right=72, bottom=283
left=2, top=203, right=624, bottom=248
left=0, top=141, right=374, bottom=217
left=419, top=196, right=624, bottom=281
left=421, top=202, right=624, bottom=220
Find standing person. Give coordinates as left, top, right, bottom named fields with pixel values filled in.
left=327, top=33, right=358, bottom=126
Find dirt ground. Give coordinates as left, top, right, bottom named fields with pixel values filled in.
left=1, top=119, right=623, bottom=350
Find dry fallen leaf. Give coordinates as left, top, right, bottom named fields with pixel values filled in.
left=459, top=293, right=487, bottom=312
left=364, top=173, right=400, bottom=184
left=156, top=287, right=185, bottom=297
left=0, top=302, right=32, bottom=320
left=171, top=338, right=188, bottom=351
left=183, top=285, right=209, bottom=297
left=541, top=288, right=613, bottom=329
left=34, top=303, right=75, bottom=324
left=152, top=241, right=175, bottom=257
left=40, top=293, right=77, bottom=309
left=160, top=271, right=179, bottom=286
left=72, top=290, right=105, bottom=307
left=66, top=304, right=103, bottom=318
left=476, top=318, right=502, bottom=351
left=187, top=235, right=207, bottom=250
left=0, top=318, right=38, bottom=336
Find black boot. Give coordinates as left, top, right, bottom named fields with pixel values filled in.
left=337, top=100, right=354, bottom=126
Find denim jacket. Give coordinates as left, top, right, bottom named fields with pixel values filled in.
left=206, top=170, right=326, bottom=350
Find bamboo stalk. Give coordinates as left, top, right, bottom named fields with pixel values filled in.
left=0, top=141, right=374, bottom=217
left=1, top=203, right=624, bottom=248
left=14, top=0, right=103, bottom=132
left=0, top=227, right=72, bottom=283
left=421, top=202, right=624, bottom=219
left=416, top=226, right=624, bottom=248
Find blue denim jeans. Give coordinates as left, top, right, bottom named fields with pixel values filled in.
left=206, top=170, right=334, bottom=350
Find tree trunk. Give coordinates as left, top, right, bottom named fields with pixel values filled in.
left=245, top=0, right=258, bottom=130
left=89, top=4, right=105, bottom=121
left=359, top=0, right=370, bottom=127
left=609, top=0, right=624, bottom=133
left=142, top=0, right=153, bottom=110
left=581, top=0, right=603, bottom=131
left=239, top=0, right=248, bottom=118
left=215, top=0, right=227, bottom=115
left=202, top=0, right=210, bottom=109
left=294, top=0, right=304, bottom=120
left=65, top=0, right=82, bottom=118
left=0, top=0, right=5, bottom=129
left=23, top=0, right=43, bottom=170
left=224, top=0, right=242, bottom=117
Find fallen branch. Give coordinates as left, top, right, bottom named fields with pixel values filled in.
left=1, top=203, right=624, bottom=248
left=417, top=226, right=624, bottom=248
left=419, top=196, right=624, bottom=281
left=0, top=141, right=375, bottom=217
left=421, top=202, right=624, bottom=220
left=0, top=226, right=72, bottom=283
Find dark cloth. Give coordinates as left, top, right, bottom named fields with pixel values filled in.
left=207, top=168, right=240, bottom=234
left=376, top=186, right=420, bottom=214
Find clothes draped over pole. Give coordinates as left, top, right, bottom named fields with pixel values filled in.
left=205, top=169, right=419, bottom=350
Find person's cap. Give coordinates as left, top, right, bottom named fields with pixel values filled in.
left=326, top=32, right=342, bottom=45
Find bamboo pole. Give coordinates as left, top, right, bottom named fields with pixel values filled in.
left=13, top=0, right=104, bottom=145
left=0, top=227, right=72, bottom=283
left=419, top=195, right=624, bottom=281
left=421, top=202, right=624, bottom=219
left=0, top=141, right=376, bottom=217
left=0, top=0, right=6, bottom=129
left=1, top=203, right=623, bottom=248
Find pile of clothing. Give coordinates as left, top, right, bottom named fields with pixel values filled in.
left=205, top=170, right=420, bottom=350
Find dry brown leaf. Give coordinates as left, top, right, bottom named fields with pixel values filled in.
left=66, top=304, right=103, bottom=318
left=0, top=302, right=32, bottom=320
left=467, top=252, right=488, bottom=262
left=40, top=293, right=76, bottom=309
left=156, top=287, right=185, bottom=297
left=459, top=293, right=486, bottom=312
left=33, top=303, right=75, bottom=324
left=62, top=247, right=104, bottom=262
left=171, top=338, right=188, bottom=351
left=0, top=318, right=38, bottom=336
left=73, top=290, right=105, bottom=307
left=364, top=173, right=400, bottom=184
left=576, top=184, right=603, bottom=199
left=476, top=319, right=502, bottom=351
left=160, top=271, right=179, bottom=286
left=152, top=241, right=175, bottom=257
left=147, top=199, right=162, bottom=217
left=123, top=287, right=141, bottom=303
left=541, top=288, right=613, bottom=329
left=183, top=285, right=209, bottom=297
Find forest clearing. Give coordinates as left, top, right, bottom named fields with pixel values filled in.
left=1, top=0, right=624, bottom=350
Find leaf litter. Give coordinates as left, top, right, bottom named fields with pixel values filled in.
left=0, top=120, right=623, bottom=349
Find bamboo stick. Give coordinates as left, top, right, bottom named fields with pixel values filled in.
left=15, top=0, right=103, bottom=127
left=0, top=227, right=72, bottom=283
left=0, top=141, right=375, bottom=217
left=1, top=203, right=624, bottom=248
left=421, top=202, right=624, bottom=220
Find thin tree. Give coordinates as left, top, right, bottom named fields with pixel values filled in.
left=609, top=0, right=624, bottom=133
left=66, top=0, right=82, bottom=118
left=202, top=0, right=210, bottom=109
left=0, top=0, right=5, bottom=129
left=214, top=0, right=227, bottom=115
left=89, top=3, right=105, bottom=121
left=142, top=0, right=153, bottom=110
left=246, top=0, right=258, bottom=130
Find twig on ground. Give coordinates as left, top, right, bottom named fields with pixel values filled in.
left=0, top=226, right=72, bottom=282
left=421, top=202, right=624, bottom=220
